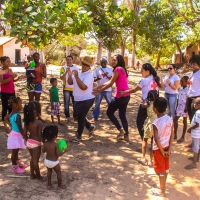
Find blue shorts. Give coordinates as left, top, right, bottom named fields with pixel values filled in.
left=28, top=82, right=42, bottom=93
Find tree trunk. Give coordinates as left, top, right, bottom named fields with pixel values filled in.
left=120, top=41, right=126, bottom=57
left=155, top=51, right=161, bottom=69
left=107, top=50, right=111, bottom=65
left=131, top=31, right=136, bottom=69
left=175, top=41, right=182, bottom=63
left=97, top=39, right=103, bottom=65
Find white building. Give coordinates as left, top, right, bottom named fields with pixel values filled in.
left=0, top=37, right=31, bottom=64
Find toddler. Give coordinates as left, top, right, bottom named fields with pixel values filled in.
left=49, top=78, right=62, bottom=124
left=174, top=76, right=189, bottom=143
left=137, top=90, right=158, bottom=166
left=151, top=97, right=173, bottom=197
left=185, top=97, right=200, bottom=170
left=25, top=55, right=36, bottom=91
left=42, top=125, right=66, bottom=190
left=5, top=96, right=27, bottom=173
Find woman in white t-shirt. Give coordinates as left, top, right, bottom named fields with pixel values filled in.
left=185, top=55, right=200, bottom=123
left=120, top=63, right=160, bottom=139
left=161, top=64, right=180, bottom=119
left=67, top=56, right=95, bottom=143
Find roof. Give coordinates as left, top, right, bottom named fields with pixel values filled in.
left=0, top=37, right=14, bottom=46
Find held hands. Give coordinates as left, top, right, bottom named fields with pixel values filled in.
left=166, top=79, right=171, bottom=85
left=11, top=73, right=17, bottom=79
left=92, top=88, right=100, bottom=96
left=66, top=67, right=72, bottom=76
left=161, top=150, right=170, bottom=157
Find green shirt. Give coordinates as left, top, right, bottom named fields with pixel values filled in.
left=50, top=87, right=59, bottom=102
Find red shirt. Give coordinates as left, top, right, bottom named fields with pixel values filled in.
left=35, top=64, right=44, bottom=83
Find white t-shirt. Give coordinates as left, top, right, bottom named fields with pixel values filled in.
left=191, top=110, right=200, bottom=138
left=137, top=75, right=158, bottom=100
left=187, top=70, right=200, bottom=97
left=152, top=115, right=173, bottom=150
left=93, top=67, right=113, bottom=92
left=163, top=74, right=180, bottom=94
left=72, top=70, right=95, bottom=101
left=62, top=65, right=79, bottom=89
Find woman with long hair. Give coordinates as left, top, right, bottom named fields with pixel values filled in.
left=93, top=54, right=130, bottom=141
left=120, top=63, right=160, bottom=140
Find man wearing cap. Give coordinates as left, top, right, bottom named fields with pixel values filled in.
left=67, top=56, right=95, bottom=142
left=91, top=57, right=113, bottom=122
left=60, top=55, right=79, bottom=121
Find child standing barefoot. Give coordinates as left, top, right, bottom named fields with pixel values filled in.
left=42, top=125, right=66, bottom=190
left=151, top=97, right=174, bottom=197
left=49, top=78, right=62, bottom=125
left=23, top=102, right=43, bottom=179
left=174, top=76, right=189, bottom=143
left=137, top=90, right=158, bottom=166
left=185, top=97, right=200, bottom=170
left=5, top=96, right=27, bottom=173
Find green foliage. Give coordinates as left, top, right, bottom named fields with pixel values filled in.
left=85, top=42, right=98, bottom=55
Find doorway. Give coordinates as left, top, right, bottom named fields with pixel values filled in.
left=15, top=49, right=21, bottom=64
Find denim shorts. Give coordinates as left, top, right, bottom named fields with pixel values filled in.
left=28, top=82, right=42, bottom=93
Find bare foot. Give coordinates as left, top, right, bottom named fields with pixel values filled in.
left=47, top=185, right=53, bottom=190
left=30, top=174, right=36, bottom=180
left=57, top=185, right=66, bottom=190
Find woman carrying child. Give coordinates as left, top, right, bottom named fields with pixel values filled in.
left=5, top=96, right=27, bottom=174
left=42, top=125, right=66, bottom=190
left=174, top=76, right=189, bottom=143
left=24, top=101, right=43, bottom=180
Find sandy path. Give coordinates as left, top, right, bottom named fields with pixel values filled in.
left=0, top=70, right=199, bottom=200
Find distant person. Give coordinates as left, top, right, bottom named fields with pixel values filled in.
left=91, top=57, right=112, bottom=122
left=151, top=97, right=173, bottom=197
left=28, top=52, right=46, bottom=102
left=23, top=54, right=27, bottom=65
left=93, top=54, right=130, bottom=141
left=60, top=55, right=79, bottom=121
left=42, top=125, right=66, bottom=190
left=136, top=60, right=140, bottom=71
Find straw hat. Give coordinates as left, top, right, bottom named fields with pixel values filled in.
left=81, top=56, right=93, bottom=66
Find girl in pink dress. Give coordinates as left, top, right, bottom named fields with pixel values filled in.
left=5, top=96, right=27, bottom=174
left=174, top=76, right=189, bottom=143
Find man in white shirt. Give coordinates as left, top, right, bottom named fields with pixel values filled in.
left=91, top=57, right=112, bottom=122
left=60, top=55, right=79, bottom=121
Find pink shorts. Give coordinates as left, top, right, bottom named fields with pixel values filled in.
left=51, top=102, right=60, bottom=116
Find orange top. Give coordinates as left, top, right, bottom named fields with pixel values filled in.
left=35, top=64, right=44, bottom=83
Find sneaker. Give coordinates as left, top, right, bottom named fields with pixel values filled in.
left=17, top=160, right=28, bottom=169
left=88, top=125, right=95, bottom=137
left=11, top=165, right=25, bottom=174
left=71, top=138, right=81, bottom=143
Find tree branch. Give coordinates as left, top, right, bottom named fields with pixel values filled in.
left=190, top=0, right=200, bottom=14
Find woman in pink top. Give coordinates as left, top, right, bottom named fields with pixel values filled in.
left=0, top=56, right=21, bottom=132
left=93, top=54, right=130, bottom=141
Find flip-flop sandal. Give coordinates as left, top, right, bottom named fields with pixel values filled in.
left=177, top=138, right=185, bottom=144
left=152, top=183, right=160, bottom=189
left=185, top=143, right=192, bottom=148
left=137, top=158, right=147, bottom=165
left=185, top=164, right=197, bottom=170
left=150, top=188, right=165, bottom=197
left=147, top=161, right=153, bottom=166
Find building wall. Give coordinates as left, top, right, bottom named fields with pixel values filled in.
left=3, top=38, right=30, bottom=64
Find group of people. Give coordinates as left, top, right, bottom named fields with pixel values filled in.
left=0, top=53, right=200, bottom=196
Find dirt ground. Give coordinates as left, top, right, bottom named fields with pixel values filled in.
left=0, top=69, right=200, bottom=200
